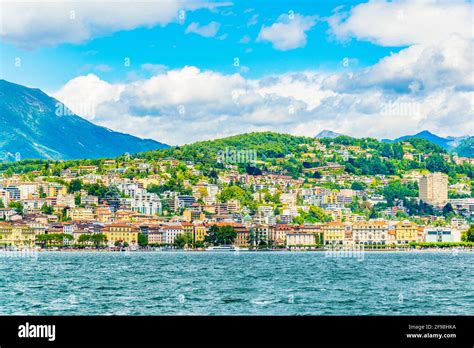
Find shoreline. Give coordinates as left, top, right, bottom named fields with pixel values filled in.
left=2, top=247, right=472, bottom=253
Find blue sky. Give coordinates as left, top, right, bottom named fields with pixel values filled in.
left=0, top=0, right=472, bottom=144
left=1, top=0, right=400, bottom=90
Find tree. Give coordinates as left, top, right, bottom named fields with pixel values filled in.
left=90, top=234, right=107, bottom=247
left=138, top=233, right=148, bottom=247
left=383, top=180, right=418, bottom=206
left=79, top=234, right=107, bottom=247
left=38, top=186, right=47, bottom=198
left=463, top=225, right=474, bottom=242
left=173, top=232, right=193, bottom=249
left=8, top=201, right=23, bottom=215
left=392, top=143, right=404, bottom=160
left=218, top=185, right=246, bottom=203
left=219, top=225, right=237, bottom=245
left=351, top=181, right=367, bottom=191
left=442, top=203, right=454, bottom=217
left=204, top=225, right=220, bottom=245
left=36, top=233, right=72, bottom=248
left=294, top=206, right=332, bottom=224
left=426, top=154, right=450, bottom=173
left=68, top=179, right=83, bottom=193
left=74, top=194, right=81, bottom=206
left=204, top=225, right=236, bottom=246
left=380, top=143, right=393, bottom=158
left=41, top=203, right=54, bottom=215
left=78, top=234, right=91, bottom=245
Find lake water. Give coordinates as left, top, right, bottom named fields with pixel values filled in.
left=0, top=251, right=473, bottom=315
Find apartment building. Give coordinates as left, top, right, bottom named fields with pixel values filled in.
left=419, top=172, right=448, bottom=206
left=395, top=220, right=419, bottom=244
left=101, top=223, right=139, bottom=246
left=352, top=221, right=388, bottom=245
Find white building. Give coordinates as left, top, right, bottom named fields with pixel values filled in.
left=131, top=193, right=162, bottom=215
left=424, top=227, right=461, bottom=243
left=56, top=194, right=75, bottom=208
left=352, top=221, right=388, bottom=245
left=18, top=183, right=38, bottom=199
left=162, top=226, right=183, bottom=244
left=286, top=232, right=316, bottom=246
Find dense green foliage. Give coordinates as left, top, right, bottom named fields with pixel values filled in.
left=1, top=132, right=472, bottom=181
left=294, top=206, right=332, bottom=224
left=204, top=225, right=237, bottom=246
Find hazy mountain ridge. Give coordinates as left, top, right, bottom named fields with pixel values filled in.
left=316, top=129, right=472, bottom=157
left=315, top=130, right=345, bottom=139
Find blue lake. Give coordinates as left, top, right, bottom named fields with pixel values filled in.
left=0, top=251, right=472, bottom=315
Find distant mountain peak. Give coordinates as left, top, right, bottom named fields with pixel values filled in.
left=315, top=130, right=346, bottom=139
left=0, top=79, right=169, bottom=160
left=381, top=130, right=473, bottom=157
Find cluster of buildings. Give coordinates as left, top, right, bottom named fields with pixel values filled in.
left=0, top=151, right=471, bottom=249
left=0, top=218, right=465, bottom=250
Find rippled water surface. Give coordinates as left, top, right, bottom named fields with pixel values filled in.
left=0, top=251, right=473, bottom=315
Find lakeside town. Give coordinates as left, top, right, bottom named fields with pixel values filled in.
left=0, top=133, right=473, bottom=251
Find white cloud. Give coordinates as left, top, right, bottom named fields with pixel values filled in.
left=49, top=1, right=474, bottom=145
left=323, top=35, right=474, bottom=93
left=141, top=63, right=169, bottom=75
left=239, top=35, right=251, bottom=44
left=257, top=13, right=316, bottom=50
left=94, top=64, right=112, bottom=72
left=53, top=73, right=125, bottom=120
left=53, top=53, right=474, bottom=145
left=247, top=14, right=259, bottom=26
left=328, top=0, right=473, bottom=46
left=0, top=0, right=231, bottom=48
left=185, top=21, right=220, bottom=38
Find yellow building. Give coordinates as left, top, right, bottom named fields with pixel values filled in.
left=48, top=184, right=67, bottom=198
left=395, top=220, right=419, bottom=244
left=181, top=222, right=194, bottom=239
left=193, top=224, right=207, bottom=243
left=183, top=210, right=206, bottom=222
left=96, top=206, right=114, bottom=223
left=101, top=223, right=139, bottom=246
left=322, top=222, right=347, bottom=245
left=324, top=195, right=337, bottom=204
left=67, top=207, right=95, bottom=221
left=0, top=223, right=36, bottom=248
left=115, top=210, right=133, bottom=223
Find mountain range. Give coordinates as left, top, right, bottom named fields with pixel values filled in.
left=383, top=130, right=471, bottom=151
left=316, top=129, right=473, bottom=158
left=0, top=79, right=168, bottom=160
